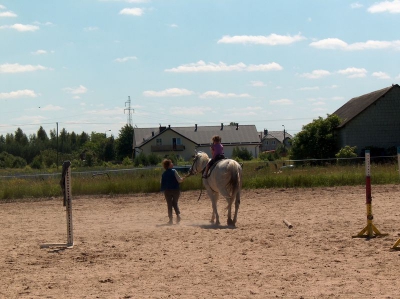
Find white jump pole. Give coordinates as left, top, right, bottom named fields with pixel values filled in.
left=352, top=150, right=387, bottom=239
left=391, top=146, right=400, bottom=250
left=398, top=146, right=400, bottom=180
left=40, top=161, right=74, bottom=249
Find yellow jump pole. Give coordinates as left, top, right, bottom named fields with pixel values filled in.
left=352, top=150, right=387, bottom=239
left=391, top=147, right=400, bottom=250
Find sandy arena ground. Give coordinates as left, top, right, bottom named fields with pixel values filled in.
left=2, top=185, right=400, bottom=298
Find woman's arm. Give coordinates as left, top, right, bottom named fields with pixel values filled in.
left=173, top=169, right=184, bottom=183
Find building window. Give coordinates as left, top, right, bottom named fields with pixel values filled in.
left=156, top=138, right=162, bottom=145
left=176, top=138, right=181, bottom=145
left=266, top=141, right=269, bottom=145
left=272, top=141, right=276, bottom=145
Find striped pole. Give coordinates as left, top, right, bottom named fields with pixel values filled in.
left=353, top=150, right=387, bottom=239
left=391, top=146, right=400, bottom=250
left=398, top=146, right=400, bottom=179
left=65, top=164, right=73, bottom=247
left=40, top=161, right=74, bottom=249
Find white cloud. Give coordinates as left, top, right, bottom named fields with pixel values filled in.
left=86, top=107, right=124, bottom=116
left=372, top=71, right=391, bottom=79
left=337, top=67, right=367, bottom=78
left=249, top=81, right=266, bottom=87
left=143, top=88, right=194, bottom=97
left=39, top=104, right=64, bottom=111
left=169, top=24, right=178, bottom=28
left=170, top=106, right=211, bottom=115
left=217, top=33, right=306, bottom=45
left=13, top=115, right=46, bottom=123
left=270, top=99, right=293, bottom=105
left=331, top=96, right=345, bottom=101
left=199, top=91, right=251, bottom=99
left=0, top=63, right=49, bottom=73
left=327, top=85, right=338, bottom=89
left=225, top=106, right=262, bottom=116
left=312, top=101, right=325, bottom=106
left=165, top=60, right=283, bottom=72
left=0, top=11, right=17, bottom=17
left=298, top=86, right=320, bottom=91
left=310, top=38, right=400, bottom=50
left=63, top=85, right=88, bottom=95
left=299, top=70, right=331, bottom=79
left=368, top=0, right=400, bottom=13
left=309, top=38, right=348, bottom=50
left=0, top=89, right=38, bottom=99
left=114, top=56, right=137, bottom=62
left=119, top=8, right=144, bottom=16
left=351, top=3, right=363, bottom=8
left=0, top=5, right=6, bottom=9
left=32, top=50, right=47, bottom=55
left=84, top=26, right=99, bottom=31
left=33, top=21, right=53, bottom=26
left=396, top=74, right=400, bottom=79
left=0, top=24, right=39, bottom=32
left=312, top=108, right=327, bottom=112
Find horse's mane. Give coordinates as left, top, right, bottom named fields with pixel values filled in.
left=197, top=151, right=209, bottom=159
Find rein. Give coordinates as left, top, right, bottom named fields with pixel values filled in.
left=187, top=154, right=206, bottom=201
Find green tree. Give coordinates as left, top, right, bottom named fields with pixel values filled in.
left=116, top=124, right=134, bottom=160
left=37, top=126, right=49, bottom=142
left=290, top=114, right=341, bottom=161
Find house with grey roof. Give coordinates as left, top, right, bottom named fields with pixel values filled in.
left=333, top=84, right=400, bottom=155
left=133, top=123, right=261, bottom=161
left=260, top=129, right=293, bottom=152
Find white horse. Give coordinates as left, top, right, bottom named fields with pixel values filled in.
left=188, top=151, right=242, bottom=226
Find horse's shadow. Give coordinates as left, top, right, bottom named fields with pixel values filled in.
left=189, top=223, right=237, bottom=230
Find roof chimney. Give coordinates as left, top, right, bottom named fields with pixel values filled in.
left=152, top=131, right=154, bottom=137
left=264, top=129, right=268, bottom=136
left=168, top=124, right=170, bottom=128
left=195, top=124, right=197, bottom=131
left=220, top=123, right=223, bottom=130
left=236, top=123, right=239, bottom=130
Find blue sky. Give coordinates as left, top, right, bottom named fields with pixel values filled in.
left=1, top=0, right=400, bottom=138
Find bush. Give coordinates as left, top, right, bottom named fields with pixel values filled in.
left=232, top=147, right=253, bottom=161
left=134, top=152, right=149, bottom=167
left=30, top=156, right=43, bottom=169
left=122, top=156, right=132, bottom=166
left=148, top=153, right=162, bottom=166
left=335, top=146, right=357, bottom=165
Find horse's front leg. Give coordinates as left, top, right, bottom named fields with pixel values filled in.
left=207, top=190, right=219, bottom=225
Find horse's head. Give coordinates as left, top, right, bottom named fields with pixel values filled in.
left=188, top=151, right=209, bottom=175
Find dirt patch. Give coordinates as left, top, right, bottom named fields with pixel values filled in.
left=2, top=186, right=400, bottom=298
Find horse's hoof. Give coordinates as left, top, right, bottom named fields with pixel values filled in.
left=227, top=219, right=235, bottom=226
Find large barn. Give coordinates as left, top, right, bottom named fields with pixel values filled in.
left=333, top=84, right=400, bottom=155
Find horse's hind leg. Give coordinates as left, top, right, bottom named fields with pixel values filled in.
left=232, top=192, right=240, bottom=225
left=227, top=196, right=234, bottom=226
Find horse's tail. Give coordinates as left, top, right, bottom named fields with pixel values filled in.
left=226, top=161, right=242, bottom=198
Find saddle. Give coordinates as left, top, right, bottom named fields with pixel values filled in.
left=203, top=155, right=225, bottom=178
